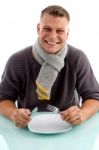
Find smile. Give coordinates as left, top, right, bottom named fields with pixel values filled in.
left=45, top=40, right=60, bottom=45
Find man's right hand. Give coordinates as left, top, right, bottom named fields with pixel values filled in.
left=12, top=108, right=31, bottom=128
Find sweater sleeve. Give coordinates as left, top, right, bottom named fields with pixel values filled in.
left=75, top=50, right=99, bottom=102
left=0, top=53, right=24, bottom=102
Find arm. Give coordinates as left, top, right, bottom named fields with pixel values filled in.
left=61, top=99, right=99, bottom=125
left=0, top=51, right=31, bottom=127
left=0, top=100, right=17, bottom=120
left=0, top=100, right=31, bottom=127
left=61, top=49, right=99, bottom=125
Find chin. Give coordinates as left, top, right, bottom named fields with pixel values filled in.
left=46, top=50, right=58, bottom=54
left=44, top=47, right=59, bottom=54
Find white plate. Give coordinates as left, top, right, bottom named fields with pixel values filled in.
left=28, top=112, right=72, bottom=134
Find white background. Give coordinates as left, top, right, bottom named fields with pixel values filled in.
left=0, top=0, right=99, bottom=81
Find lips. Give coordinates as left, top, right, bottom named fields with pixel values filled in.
left=45, top=40, right=60, bottom=45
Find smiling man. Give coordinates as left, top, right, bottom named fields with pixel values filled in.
left=37, top=11, right=69, bottom=54
left=0, top=5, right=99, bottom=128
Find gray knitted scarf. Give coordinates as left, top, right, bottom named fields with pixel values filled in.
left=33, top=39, right=68, bottom=100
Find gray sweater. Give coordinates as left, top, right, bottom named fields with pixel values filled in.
left=0, top=45, right=99, bottom=111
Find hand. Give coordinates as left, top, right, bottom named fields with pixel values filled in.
left=12, top=108, right=31, bottom=128
left=60, top=106, right=86, bottom=125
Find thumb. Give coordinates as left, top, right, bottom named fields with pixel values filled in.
left=24, top=109, right=31, bottom=116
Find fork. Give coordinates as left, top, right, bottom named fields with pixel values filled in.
left=46, top=104, right=60, bottom=113
left=31, top=107, right=38, bottom=116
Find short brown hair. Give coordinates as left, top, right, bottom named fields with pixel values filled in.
left=41, top=5, right=70, bottom=21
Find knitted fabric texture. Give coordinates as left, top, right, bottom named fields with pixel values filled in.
left=33, top=39, right=68, bottom=100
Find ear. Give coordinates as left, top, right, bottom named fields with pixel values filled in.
left=37, top=23, right=40, bottom=34
left=66, top=28, right=69, bottom=39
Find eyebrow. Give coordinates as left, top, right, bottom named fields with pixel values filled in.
left=43, top=26, right=65, bottom=30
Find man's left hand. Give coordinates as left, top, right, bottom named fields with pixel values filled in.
left=60, top=106, right=85, bottom=125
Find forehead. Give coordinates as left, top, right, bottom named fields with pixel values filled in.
left=40, top=13, right=69, bottom=28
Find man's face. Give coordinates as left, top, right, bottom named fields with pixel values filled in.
left=37, top=13, right=69, bottom=54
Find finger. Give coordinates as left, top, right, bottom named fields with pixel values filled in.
left=17, top=110, right=31, bottom=121
left=15, top=122, right=27, bottom=128
left=61, top=106, right=78, bottom=117
left=14, top=113, right=31, bottom=126
left=16, top=117, right=30, bottom=125
left=22, top=115, right=31, bottom=121
left=61, top=107, right=79, bottom=120
left=68, top=118, right=81, bottom=125
left=15, top=117, right=30, bottom=127
left=24, top=109, right=31, bottom=116
left=63, top=112, right=78, bottom=121
left=65, top=112, right=84, bottom=125
left=65, top=113, right=80, bottom=122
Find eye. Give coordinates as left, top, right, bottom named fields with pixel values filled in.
left=57, top=30, right=64, bottom=34
left=43, top=28, right=51, bottom=32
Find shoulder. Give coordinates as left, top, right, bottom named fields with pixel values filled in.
left=66, top=44, right=91, bottom=72
left=6, top=46, right=33, bottom=67
left=3, top=46, right=33, bottom=76
left=66, top=44, right=90, bottom=64
left=9, top=45, right=32, bottom=62
left=66, top=44, right=88, bottom=61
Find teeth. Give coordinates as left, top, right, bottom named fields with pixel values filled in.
left=47, top=41, right=56, bottom=45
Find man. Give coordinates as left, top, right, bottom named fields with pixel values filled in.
left=0, top=5, right=99, bottom=128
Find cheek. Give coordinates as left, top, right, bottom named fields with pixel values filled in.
left=65, top=31, right=69, bottom=39
left=40, top=33, right=48, bottom=39
left=62, top=34, right=68, bottom=41
left=59, top=35, right=67, bottom=41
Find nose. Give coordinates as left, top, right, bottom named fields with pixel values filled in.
left=50, top=30, right=57, bottom=39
